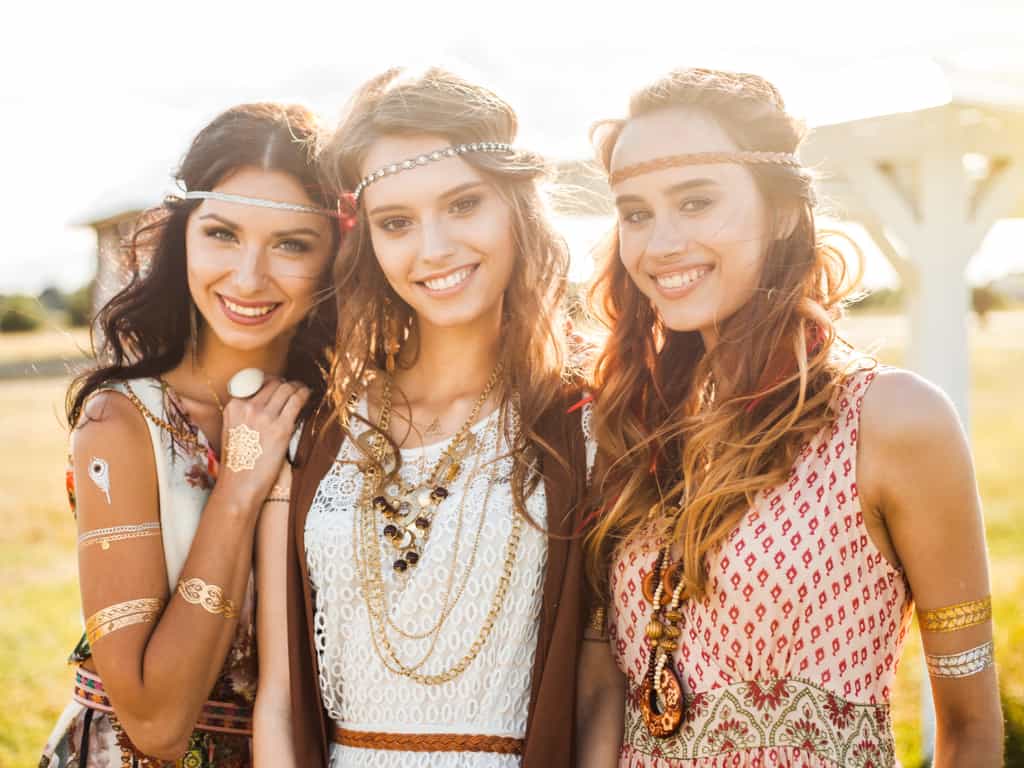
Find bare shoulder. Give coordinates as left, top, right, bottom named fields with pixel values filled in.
left=859, top=367, right=966, bottom=454
left=72, top=388, right=152, bottom=455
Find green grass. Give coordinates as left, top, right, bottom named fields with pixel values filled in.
left=0, top=315, right=1022, bottom=766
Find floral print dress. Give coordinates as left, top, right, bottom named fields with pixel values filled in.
left=40, top=378, right=257, bottom=768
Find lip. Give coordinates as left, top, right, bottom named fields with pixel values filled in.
left=648, top=263, right=714, bottom=299
left=216, top=294, right=283, bottom=326
left=414, top=263, right=479, bottom=297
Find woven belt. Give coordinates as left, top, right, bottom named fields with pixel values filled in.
left=73, top=667, right=252, bottom=735
left=332, top=725, right=524, bottom=754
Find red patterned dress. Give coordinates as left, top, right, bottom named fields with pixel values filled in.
left=609, top=369, right=913, bottom=767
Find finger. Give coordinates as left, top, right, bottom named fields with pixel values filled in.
left=249, top=378, right=283, bottom=407
left=267, top=381, right=301, bottom=416
left=279, top=388, right=311, bottom=427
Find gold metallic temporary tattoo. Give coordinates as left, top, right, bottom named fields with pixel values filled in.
left=919, top=596, right=992, bottom=633
left=85, top=598, right=164, bottom=645
left=176, top=577, right=237, bottom=619
left=224, top=424, right=262, bottom=472
left=925, top=641, right=995, bottom=679
left=87, top=457, right=112, bottom=504
left=79, top=522, right=161, bottom=550
left=586, top=605, right=609, bottom=638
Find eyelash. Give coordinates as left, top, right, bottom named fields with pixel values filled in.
left=377, top=195, right=483, bottom=233
left=203, top=227, right=311, bottom=254
left=619, top=197, right=714, bottom=225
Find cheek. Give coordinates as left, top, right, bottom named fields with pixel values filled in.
left=617, top=229, right=646, bottom=279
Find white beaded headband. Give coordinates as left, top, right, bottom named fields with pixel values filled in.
left=353, top=142, right=514, bottom=202
left=183, top=190, right=338, bottom=217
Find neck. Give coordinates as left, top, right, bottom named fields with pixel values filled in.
left=393, top=309, right=502, bottom=407
left=193, top=328, right=291, bottom=404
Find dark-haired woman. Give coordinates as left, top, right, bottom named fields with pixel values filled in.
left=578, top=69, right=1002, bottom=767
left=40, top=102, right=340, bottom=768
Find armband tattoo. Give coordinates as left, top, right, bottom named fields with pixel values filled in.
left=176, top=577, right=238, bottom=619
left=78, top=522, right=161, bottom=550
left=85, top=598, right=164, bottom=645
left=925, top=640, right=995, bottom=679
left=918, top=596, right=992, bottom=633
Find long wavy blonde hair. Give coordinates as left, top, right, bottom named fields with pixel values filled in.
left=585, top=68, right=865, bottom=600
left=319, top=67, right=575, bottom=513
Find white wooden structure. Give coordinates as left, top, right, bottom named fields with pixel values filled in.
left=804, top=97, right=1024, bottom=759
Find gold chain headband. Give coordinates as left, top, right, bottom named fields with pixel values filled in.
left=609, top=150, right=801, bottom=186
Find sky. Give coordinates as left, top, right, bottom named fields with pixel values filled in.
left=2, top=0, right=1023, bottom=295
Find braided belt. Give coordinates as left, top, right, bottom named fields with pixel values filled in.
left=73, top=667, right=252, bottom=735
left=332, top=725, right=524, bottom=754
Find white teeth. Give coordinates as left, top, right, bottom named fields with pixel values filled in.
left=223, top=298, right=276, bottom=317
left=656, top=267, right=710, bottom=290
left=423, top=266, right=474, bottom=291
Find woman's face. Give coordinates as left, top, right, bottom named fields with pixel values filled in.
left=185, top=167, right=334, bottom=354
left=609, top=107, right=772, bottom=345
left=359, top=134, right=516, bottom=334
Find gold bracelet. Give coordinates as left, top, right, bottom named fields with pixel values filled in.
left=85, top=598, right=164, bottom=645
left=925, top=640, right=995, bottom=679
left=918, top=596, right=992, bottom=633
left=586, top=605, right=609, bottom=638
left=176, top=577, right=237, bottom=619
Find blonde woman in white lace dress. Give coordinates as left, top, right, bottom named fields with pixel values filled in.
left=253, top=68, right=594, bottom=768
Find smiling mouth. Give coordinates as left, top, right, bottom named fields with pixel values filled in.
left=418, top=265, right=478, bottom=293
left=217, top=294, right=282, bottom=322
left=653, top=265, right=712, bottom=290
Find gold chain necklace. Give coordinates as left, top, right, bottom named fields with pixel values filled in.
left=351, top=368, right=525, bottom=685
left=371, top=361, right=503, bottom=573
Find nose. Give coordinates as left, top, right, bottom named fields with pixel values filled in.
left=232, top=243, right=269, bottom=295
left=420, top=214, right=456, bottom=265
left=645, top=215, right=692, bottom=262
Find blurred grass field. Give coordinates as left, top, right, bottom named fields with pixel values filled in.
left=0, top=312, right=1022, bottom=767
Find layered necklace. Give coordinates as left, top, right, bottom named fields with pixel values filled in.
left=370, top=362, right=503, bottom=573
left=353, top=362, right=526, bottom=685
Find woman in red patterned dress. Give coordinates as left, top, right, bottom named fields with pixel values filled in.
left=576, top=68, right=1002, bottom=767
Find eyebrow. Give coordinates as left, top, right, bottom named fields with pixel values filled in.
left=198, top=213, right=321, bottom=238
left=367, top=181, right=486, bottom=216
left=613, top=177, right=719, bottom=206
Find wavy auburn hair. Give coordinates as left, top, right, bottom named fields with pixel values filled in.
left=586, top=68, right=865, bottom=600
left=319, top=67, right=574, bottom=513
left=67, top=103, right=339, bottom=429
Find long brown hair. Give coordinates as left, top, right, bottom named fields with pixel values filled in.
left=67, top=103, right=338, bottom=428
left=585, top=68, right=865, bottom=599
left=319, top=67, right=575, bottom=514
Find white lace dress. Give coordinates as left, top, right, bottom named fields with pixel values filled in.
left=304, top=399, right=592, bottom=768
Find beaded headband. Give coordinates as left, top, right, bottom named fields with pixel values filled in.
left=609, top=151, right=801, bottom=186
left=353, top=142, right=514, bottom=202
left=184, top=190, right=337, bottom=217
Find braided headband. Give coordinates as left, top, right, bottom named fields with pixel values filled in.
left=353, top=142, right=514, bottom=202
left=609, top=151, right=801, bottom=186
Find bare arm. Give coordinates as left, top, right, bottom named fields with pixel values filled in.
left=576, top=614, right=626, bottom=767
left=859, top=370, right=1002, bottom=767
left=74, top=381, right=307, bottom=760
left=253, top=463, right=298, bottom=768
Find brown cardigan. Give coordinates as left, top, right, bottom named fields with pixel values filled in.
left=284, top=393, right=588, bottom=767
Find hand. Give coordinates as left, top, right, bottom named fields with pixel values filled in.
left=215, top=379, right=309, bottom=511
